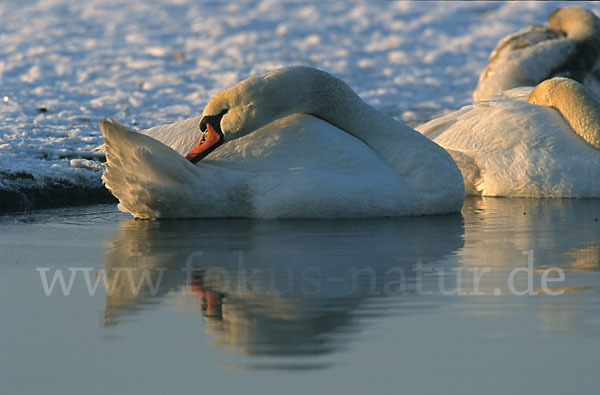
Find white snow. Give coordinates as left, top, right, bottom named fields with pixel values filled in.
left=0, top=0, right=597, bottom=209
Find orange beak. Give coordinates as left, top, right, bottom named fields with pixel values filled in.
left=185, top=122, right=224, bottom=164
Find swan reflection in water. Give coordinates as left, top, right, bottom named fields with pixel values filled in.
left=101, top=215, right=465, bottom=356
left=460, top=198, right=600, bottom=273
left=100, top=198, right=600, bottom=356
left=459, top=198, right=600, bottom=337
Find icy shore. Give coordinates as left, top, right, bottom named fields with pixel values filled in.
left=0, top=0, right=594, bottom=212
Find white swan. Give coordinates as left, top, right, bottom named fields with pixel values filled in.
left=100, top=66, right=464, bottom=219
left=417, top=77, right=600, bottom=197
left=473, top=6, right=600, bottom=101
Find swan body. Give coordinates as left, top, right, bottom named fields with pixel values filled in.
left=100, top=66, right=464, bottom=219
left=474, top=6, right=600, bottom=101
left=417, top=78, right=600, bottom=197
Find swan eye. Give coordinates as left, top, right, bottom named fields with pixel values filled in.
left=200, top=109, right=229, bottom=133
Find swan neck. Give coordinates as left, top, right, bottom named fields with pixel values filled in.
left=296, top=68, right=464, bottom=202
left=299, top=69, right=414, bottom=147
left=529, top=78, right=600, bottom=150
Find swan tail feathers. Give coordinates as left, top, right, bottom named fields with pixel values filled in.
left=99, top=118, right=199, bottom=218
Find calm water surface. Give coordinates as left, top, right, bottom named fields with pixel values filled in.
left=1, top=198, right=599, bottom=394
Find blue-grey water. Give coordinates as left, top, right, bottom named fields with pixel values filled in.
left=1, top=198, right=599, bottom=394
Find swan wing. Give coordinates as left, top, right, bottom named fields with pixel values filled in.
left=142, top=115, right=204, bottom=156
left=100, top=118, right=242, bottom=218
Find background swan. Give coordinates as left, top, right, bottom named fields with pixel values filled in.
left=417, top=77, right=600, bottom=197
left=100, top=66, right=464, bottom=219
left=473, top=6, right=600, bottom=101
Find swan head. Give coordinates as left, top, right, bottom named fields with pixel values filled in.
left=204, top=67, right=336, bottom=137
left=547, top=6, right=600, bottom=41
left=186, top=67, right=355, bottom=163
left=201, top=74, right=285, bottom=142
left=528, top=76, right=591, bottom=106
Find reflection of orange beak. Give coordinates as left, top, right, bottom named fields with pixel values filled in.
left=190, top=279, right=205, bottom=294
left=203, top=292, right=223, bottom=318
left=190, top=278, right=223, bottom=318
left=185, top=122, right=224, bottom=164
